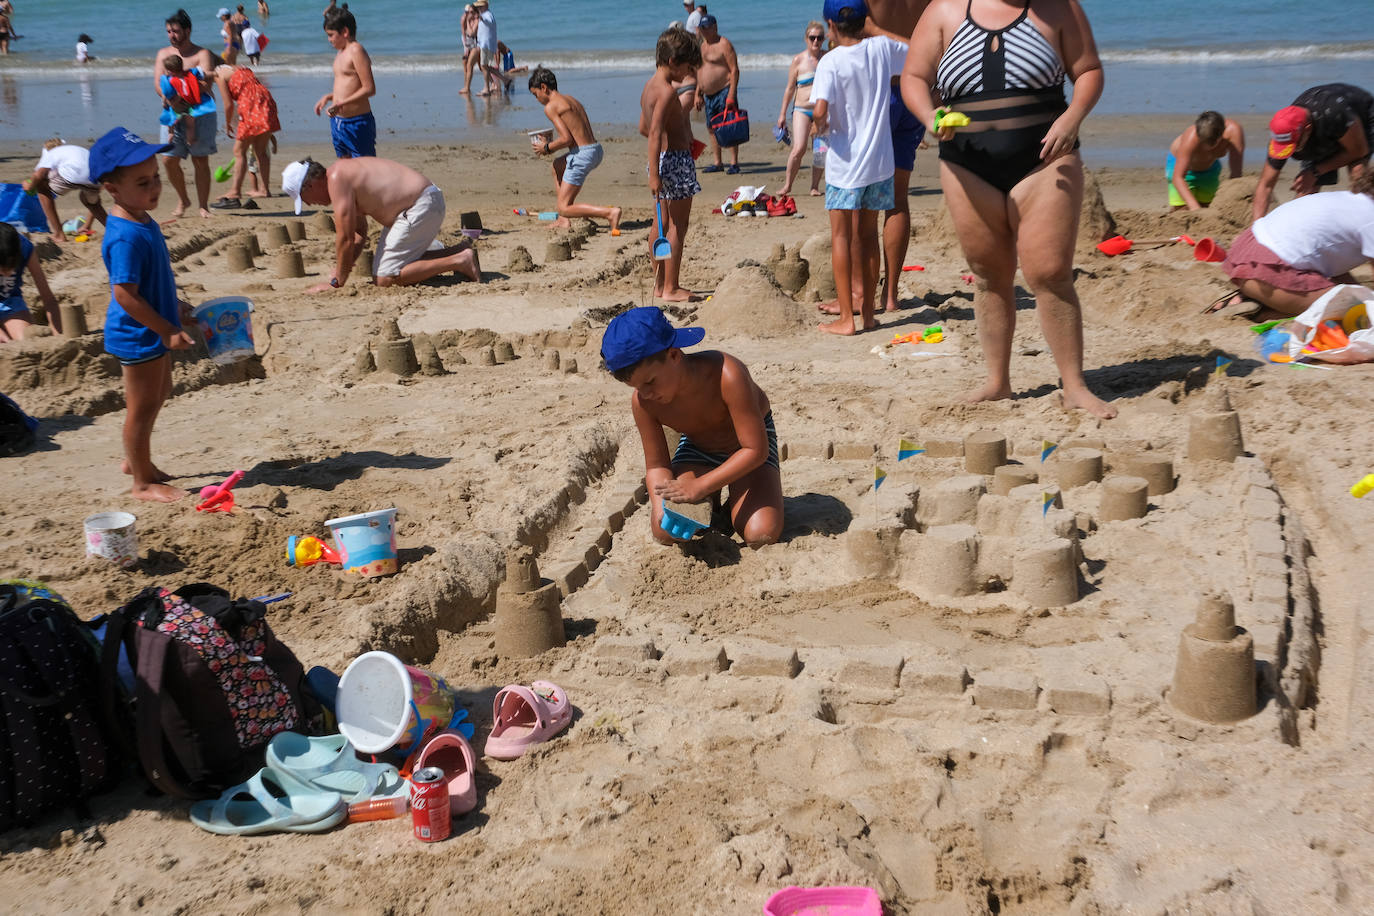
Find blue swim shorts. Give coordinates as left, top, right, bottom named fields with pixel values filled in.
left=159, top=112, right=218, bottom=159
left=702, top=86, right=729, bottom=128
left=672, top=412, right=781, bottom=472
left=331, top=112, right=377, bottom=159
left=653, top=149, right=701, bottom=201
left=890, top=89, right=925, bottom=173
left=562, top=142, right=604, bottom=187
left=825, top=177, right=895, bottom=211
left=0, top=297, right=32, bottom=322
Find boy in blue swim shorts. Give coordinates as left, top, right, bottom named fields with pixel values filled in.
left=90, top=126, right=195, bottom=502
left=812, top=0, right=907, bottom=335
left=0, top=222, right=61, bottom=342
left=640, top=28, right=703, bottom=303
left=1167, top=110, right=1244, bottom=211
left=602, top=306, right=782, bottom=549
left=316, top=7, right=377, bottom=158
left=529, top=67, right=622, bottom=235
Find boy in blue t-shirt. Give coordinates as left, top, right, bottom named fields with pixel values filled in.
left=89, top=126, right=195, bottom=502
left=0, top=222, right=61, bottom=342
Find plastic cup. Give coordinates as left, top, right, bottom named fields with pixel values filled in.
left=324, top=508, right=399, bottom=577
left=84, top=511, right=138, bottom=568
left=336, top=651, right=460, bottom=754
left=192, top=296, right=256, bottom=364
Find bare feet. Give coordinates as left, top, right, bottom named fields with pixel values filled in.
left=608, top=207, right=622, bottom=235
left=1061, top=386, right=1119, bottom=419
left=133, top=481, right=187, bottom=502
left=810, top=188, right=822, bottom=196
left=819, top=317, right=856, bottom=335
left=122, top=459, right=172, bottom=482
left=199, top=208, right=212, bottom=219
left=964, top=380, right=1014, bottom=404
left=779, top=186, right=793, bottom=197
left=659, top=287, right=701, bottom=303
left=551, top=216, right=572, bottom=229
left=456, top=248, right=483, bottom=283
left=458, top=88, right=470, bottom=95
left=168, top=203, right=187, bottom=221
left=816, top=299, right=840, bottom=315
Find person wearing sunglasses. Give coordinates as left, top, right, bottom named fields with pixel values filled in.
left=777, top=21, right=828, bottom=196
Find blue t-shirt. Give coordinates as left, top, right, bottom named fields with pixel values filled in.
left=0, top=235, right=33, bottom=307
left=102, top=214, right=179, bottom=361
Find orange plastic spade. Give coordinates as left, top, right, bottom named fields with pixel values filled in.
left=1096, top=235, right=1133, bottom=256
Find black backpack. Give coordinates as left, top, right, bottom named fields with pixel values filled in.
left=100, top=584, right=318, bottom=800
left=0, top=581, right=128, bottom=831
left=0, top=393, right=38, bottom=458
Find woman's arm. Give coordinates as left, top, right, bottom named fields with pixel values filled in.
left=778, top=55, right=800, bottom=126
left=1040, top=0, right=1102, bottom=162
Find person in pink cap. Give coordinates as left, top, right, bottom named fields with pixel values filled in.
left=1252, top=83, right=1374, bottom=223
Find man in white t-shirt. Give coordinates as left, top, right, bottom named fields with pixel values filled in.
left=473, top=0, right=508, bottom=96
left=24, top=143, right=106, bottom=243
left=811, top=0, right=906, bottom=336
left=683, top=0, right=704, bottom=34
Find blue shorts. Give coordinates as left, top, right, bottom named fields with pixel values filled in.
left=562, top=142, right=604, bottom=187
left=890, top=89, right=925, bottom=173
left=0, top=297, right=31, bottom=321
left=159, top=112, right=218, bottom=158
left=825, top=177, right=895, bottom=211
left=118, top=350, right=168, bottom=367
left=702, top=86, right=730, bottom=127
left=672, top=412, right=781, bottom=472
left=331, top=112, right=377, bottom=159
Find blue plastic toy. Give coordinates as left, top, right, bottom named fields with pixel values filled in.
left=659, top=506, right=708, bottom=540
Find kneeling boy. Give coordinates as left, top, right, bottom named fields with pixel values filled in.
left=602, top=307, right=782, bottom=549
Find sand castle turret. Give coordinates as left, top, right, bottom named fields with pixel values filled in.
left=1188, top=387, right=1245, bottom=463
left=494, top=548, right=566, bottom=658
left=1169, top=592, right=1257, bottom=723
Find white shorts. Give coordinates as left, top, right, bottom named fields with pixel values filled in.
left=373, top=185, right=446, bottom=278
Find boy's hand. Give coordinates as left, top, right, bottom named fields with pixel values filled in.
left=654, top=477, right=705, bottom=504
left=649, top=174, right=661, bottom=197
left=163, top=329, right=195, bottom=350
left=314, top=95, right=330, bottom=116
left=306, top=281, right=337, bottom=294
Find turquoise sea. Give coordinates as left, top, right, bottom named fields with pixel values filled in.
left=0, top=0, right=1371, bottom=162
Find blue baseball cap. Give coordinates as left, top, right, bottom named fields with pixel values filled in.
left=601, top=307, right=705, bottom=372
left=88, top=126, right=171, bottom=182
left=698, top=13, right=717, bottom=29
left=823, top=0, right=867, bottom=24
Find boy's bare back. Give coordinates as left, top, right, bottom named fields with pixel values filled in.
left=640, top=71, right=692, bottom=151
left=545, top=92, right=597, bottom=148
left=633, top=351, right=770, bottom=454
left=331, top=41, right=372, bottom=117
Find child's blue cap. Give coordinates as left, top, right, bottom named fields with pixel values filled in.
left=88, top=126, right=171, bottom=183
left=601, top=307, right=705, bottom=372
left=823, top=0, right=867, bottom=24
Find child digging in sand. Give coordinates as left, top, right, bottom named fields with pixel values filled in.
left=90, top=127, right=195, bottom=502
left=639, top=27, right=703, bottom=303
left=603, top=307, right=783, bottom=549
left=528, top=66, right=622, bottom=236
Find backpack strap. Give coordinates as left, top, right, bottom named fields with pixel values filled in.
left=133, top=630, right=189, bottom=798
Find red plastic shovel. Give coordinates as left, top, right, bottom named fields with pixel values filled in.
left=1095, top=235, right=1190, bottom=256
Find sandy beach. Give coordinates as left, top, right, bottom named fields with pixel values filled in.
left=2, top=120, right=1374, bottom=915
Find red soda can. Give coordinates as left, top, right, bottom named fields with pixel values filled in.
left=411, top=766, right=450, bottom=842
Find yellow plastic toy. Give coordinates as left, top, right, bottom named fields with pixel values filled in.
left=934, top=108, right=971, bottom=131
left=1343, top=302, right=1369, bottom=334
left=1352, top=474, right=1374, bottom=498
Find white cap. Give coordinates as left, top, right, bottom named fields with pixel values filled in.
left=280, top=160, right=309, bottom=215
left=218, top=7, right=231, bottom=16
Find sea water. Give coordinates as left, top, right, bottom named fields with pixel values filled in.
left=0, top=0, right=1370, bottom=161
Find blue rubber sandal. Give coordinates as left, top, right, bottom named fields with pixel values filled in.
left=189, top=767, right=346, bottom=836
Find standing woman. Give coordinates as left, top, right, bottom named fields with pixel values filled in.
left=901, top=0, right=1115, bottom=418
left=212, top=64, right=281, bottom=208
left=459, top=4, right=480, bottom=95
left=776, top=21, right=826, bottom=197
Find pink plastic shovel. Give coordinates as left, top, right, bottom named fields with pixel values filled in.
left=763, top=886, right=882, bottom=916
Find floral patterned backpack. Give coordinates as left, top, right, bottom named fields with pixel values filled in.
left=100, top=584, right=317, bottom=799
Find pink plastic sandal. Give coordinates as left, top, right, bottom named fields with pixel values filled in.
left=763, top=886, right=882, bottom=916
left=414, top=729, right=477, bottom=815
left=484, top=681, right=572, bottom=760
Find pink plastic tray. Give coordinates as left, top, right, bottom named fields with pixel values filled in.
left=763, top=886, right=882, bottom=916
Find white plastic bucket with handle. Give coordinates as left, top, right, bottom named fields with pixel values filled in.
left=336, top=651, right=460, bottom=754
left=192, top=296, right=255, bottom=363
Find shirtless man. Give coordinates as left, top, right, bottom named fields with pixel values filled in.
left=640, top=27, right=703, bottom=303
left=314, top=6, right=377, bottom=158
left=281, top=157, right=482, bottom=291
left=694, top=15, right=743, bottom=174
left=1167, top=111, right=1244, bottom=211
left=154, top=9, right=221, bottom=219
left=529, top=67, right=622, bottom=235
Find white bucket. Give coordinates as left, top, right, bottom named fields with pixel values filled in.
left=84, top=511, right=138, bottom=568
left=336, top=651, right=459, bottom=754
left=324, top=507, right=399, bottom=577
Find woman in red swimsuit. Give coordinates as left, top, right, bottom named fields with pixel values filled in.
left=901, top=0, right=1115, bottom=419
left=213, top=65, right=282, bottom=208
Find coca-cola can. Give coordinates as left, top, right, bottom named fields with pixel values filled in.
left=411, top=766, right=450, bottom=842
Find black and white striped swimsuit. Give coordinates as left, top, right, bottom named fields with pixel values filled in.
left=935, top=0, right=1073, bottom=192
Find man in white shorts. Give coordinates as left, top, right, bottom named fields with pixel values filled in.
left=280, top=156, right=482, bottom=291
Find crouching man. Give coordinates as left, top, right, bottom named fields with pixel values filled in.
left=281, top=156, right=482, bottom=291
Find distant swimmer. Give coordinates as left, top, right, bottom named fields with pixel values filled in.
left=1253, top=83, right=1374, bottom=222
left=76, top=34, right=95, bottom=64
left=258, top=0, right=270, bottom=19
left=1167, top=110, right=1244, bottom=211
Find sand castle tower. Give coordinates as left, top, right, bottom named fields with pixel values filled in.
left=1169, top=592, right=1257, bottom=723
left=494, top=547, right=566, bottom=658
left=1188, top=387, right=1245, bottom=463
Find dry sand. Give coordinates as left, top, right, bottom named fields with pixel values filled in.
left=2, top=126, right=1374, bottom=915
